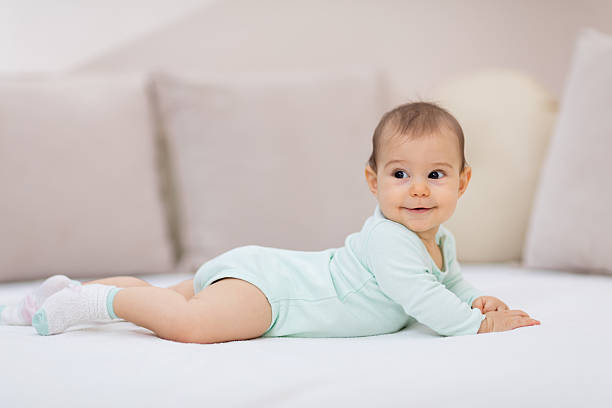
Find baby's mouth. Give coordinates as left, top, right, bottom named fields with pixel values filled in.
left=404, top=207, right=434, bottom=214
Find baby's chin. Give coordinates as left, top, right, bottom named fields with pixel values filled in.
left=403, top=223, right=440, bottom=234
left=399, top=215, right=448, bottom=234
left=388, top=215, right=432, bottom=230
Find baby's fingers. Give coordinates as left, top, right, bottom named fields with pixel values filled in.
left=497, top=302, right=509, bottom=311
left=508, top=309, right=530, bottom=317
left=512, top=316, right=541, bottom=329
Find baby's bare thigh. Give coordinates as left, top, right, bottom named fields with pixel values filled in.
left=166, top=279, right=195, bottom=300
left=187, top=277, right=273, bottom=343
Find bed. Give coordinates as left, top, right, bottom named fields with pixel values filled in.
left=2, top=9, right=612, bottom=407
left=1, top=263, right=610, bottom=407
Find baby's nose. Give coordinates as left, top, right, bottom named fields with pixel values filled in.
left=410, top=183, right=430, bottom=196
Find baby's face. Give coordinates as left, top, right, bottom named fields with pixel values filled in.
left=365, top=128, right=471, bottom=243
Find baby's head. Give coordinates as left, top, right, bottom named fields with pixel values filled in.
left=365, top=101, right=471, bottom=243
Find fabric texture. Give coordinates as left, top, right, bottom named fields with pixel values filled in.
left=193, top=204, right=485, bottom=338
left=150, top=70, right=389, bottom=275
left=523, top=28, right=612, bottom=275
left=3, top=267, right=609, bottom=407
left=0, top=73, right=175, bottom=282
left=32, top=283, right=120, bottom=336
left=432, top=69, right=558, bottom=262
left=0, top=274, right=79, bottom=325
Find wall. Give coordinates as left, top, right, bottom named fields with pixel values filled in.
left=73, top=0, right=612, bottom=101
left=0, top=0, right=216, bottom=73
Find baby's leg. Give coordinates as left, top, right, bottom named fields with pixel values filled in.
left=83, top=277, right=195, bottom=300
left=113, top=278, right=272, bottom=343
left=82, top=276, right=152, bottom=288
left=165, top=279, right=195, bottom=300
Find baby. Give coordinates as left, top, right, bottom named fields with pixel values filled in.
left=0, top=101, right=540, bottom=342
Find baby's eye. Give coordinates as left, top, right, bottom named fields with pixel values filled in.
left=429, top=170, right=446, bottom=180
left=393, top=170, right=446, bottom=180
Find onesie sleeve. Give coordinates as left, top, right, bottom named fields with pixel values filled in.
left=440, top=231, right=487, bottom=307
left=443, top=263, right=486, bottom=308
left=366, top=222, right=485, bottom=336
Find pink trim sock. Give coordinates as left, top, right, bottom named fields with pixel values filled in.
left=0, top=275, right=80, bottom=325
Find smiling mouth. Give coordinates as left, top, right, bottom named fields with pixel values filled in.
left=404, top=207, right=434, bottom=213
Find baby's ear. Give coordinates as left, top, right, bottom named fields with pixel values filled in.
left=458, top=165, right=472, bottom=197
left=365, top=166, right=378, bottom=195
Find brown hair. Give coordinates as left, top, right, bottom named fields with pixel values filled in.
left=367, top=101, right=467, bottom=174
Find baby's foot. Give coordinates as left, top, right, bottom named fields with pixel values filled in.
left=0, top=275, right=81, bottom=325
left=32, top=284, right=121, bottom=336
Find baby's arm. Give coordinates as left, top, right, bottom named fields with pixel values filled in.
left=438, top=232, right=486, bottom=307
left=445, top=272, right=541, bottom=333
left=367, top=224, right=485, bottom=336
left=439, top=256, right=541, bottom=332
left=441, top=255, right=511, bottom=313
left=443, top=267, right=486, bottom=309
left=374, top=266, right=486, bottom=336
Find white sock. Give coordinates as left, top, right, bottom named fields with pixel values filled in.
left=32, top=284, right=122, bottom=336
left=0, top=274, right=81, bottom=326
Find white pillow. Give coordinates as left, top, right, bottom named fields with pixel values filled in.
left=432, top=69, right=558, bottom=262
left=151, top=70, right=389, bottom=274
left=523, top=28, right=612, bottom=275
left=0, top=73, right=175, bottom=282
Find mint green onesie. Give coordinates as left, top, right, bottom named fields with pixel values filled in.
left=193, top=204, right=486, bottom=338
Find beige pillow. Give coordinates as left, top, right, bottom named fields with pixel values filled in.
left=0, top=73, right=175, bottom=282
left=151, top=70, right=389, bottom=274
left=432, top=69, right=558, bottom=262
left=523, top=28, right=612, bottom=275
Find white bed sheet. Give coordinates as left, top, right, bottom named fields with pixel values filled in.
left=1, top=263, right=611, bottom=408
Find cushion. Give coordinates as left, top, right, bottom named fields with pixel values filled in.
left=523, top=28, right=612, bottom=275
left=432, top=69, right=558, bottom=262
left=0, top=73, right=175, bottom=282
left=151, top=70, right=389, bottom=274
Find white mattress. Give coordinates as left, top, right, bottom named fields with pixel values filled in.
left=1, top=263, right=610, bottom=407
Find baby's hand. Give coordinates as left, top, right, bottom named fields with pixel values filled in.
left=472, top=296, right=509, bottom=313
left=477, top=309, right=541, bottom=333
